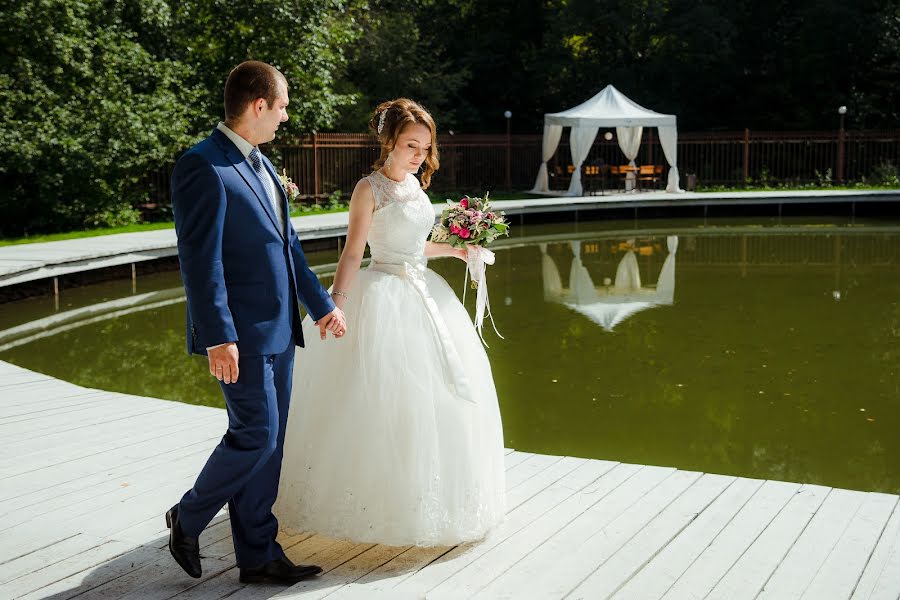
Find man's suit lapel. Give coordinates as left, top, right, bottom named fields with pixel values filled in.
left=212, top=130, right=284, bottom=239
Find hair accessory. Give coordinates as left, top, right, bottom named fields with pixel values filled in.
left=377, top=108, right=388, bottom=134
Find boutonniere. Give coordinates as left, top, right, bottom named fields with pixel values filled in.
left=279, top=169, right=300, bottom=203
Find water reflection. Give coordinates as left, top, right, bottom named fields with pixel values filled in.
left=540, top=237, right=678, bottom=331
left=1, top=220, right=899, bottom=494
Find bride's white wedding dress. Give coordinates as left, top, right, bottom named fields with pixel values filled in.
left=274, top=170, right=506, bottom=546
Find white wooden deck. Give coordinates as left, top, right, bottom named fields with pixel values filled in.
left=2, top=189, right=896, bottom=287
left=0, top=359, right=898, bottom=600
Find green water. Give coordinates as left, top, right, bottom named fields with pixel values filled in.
left=2, top=217, right=899, bottom=493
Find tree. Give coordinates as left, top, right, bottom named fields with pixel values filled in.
left=0, top=0, right=365, bottom=236
left=169, top=0, right=365, bottom=134
left=331, top=0, right=471, bottom=131
left=0, top=0, right=199, bottom=236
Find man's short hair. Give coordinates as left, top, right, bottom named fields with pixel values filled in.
left=223, top=61, right=287, bottom=121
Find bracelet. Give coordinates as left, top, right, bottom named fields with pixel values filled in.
left=331, top=290, right=349, bottom=300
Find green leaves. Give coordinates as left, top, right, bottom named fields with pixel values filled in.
left=0, top=0, right=364, bottom=236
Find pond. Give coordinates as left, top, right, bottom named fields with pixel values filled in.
left=2, top=216, right=898, bottom=494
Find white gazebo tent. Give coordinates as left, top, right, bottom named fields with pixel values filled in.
left=531, top=85, right=682, bottom=196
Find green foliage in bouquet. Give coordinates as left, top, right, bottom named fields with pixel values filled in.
left=431, top=192, right=509, bottom=249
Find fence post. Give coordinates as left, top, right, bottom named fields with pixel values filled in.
left=743, top=128, right=750, bottom=184
left=837, top=115, right=846, bottom=183
left=313, top=132, right=320, bottom=201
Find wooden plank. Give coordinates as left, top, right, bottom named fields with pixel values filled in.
left=502, top=451, right=534, bottom=471
left=705, top=484, right=831, bottom=600
left=1, top=445, right=217, bottom=532
left=504, top=453, right=563, bottom=490
left=658, top=479, right=800, bottom=600
left=371, top=460, right=620, bottom=597
left=0, top=390, right=108, bottom=419
left=0, top=415, right=223, bottom=505
left=566, top=473, right=735, bottom=600
left=422, top=464, right=668, bottom=599
left=0, top=429, right=222, bottom=516
left=506, top=456, right=588, bottom=510
left=851, top=496, right=900, bottom=600
left=0, top=539, right=139, bottom=599
left=270, top=544, right=421, bottom=600
left=473, top=469, right=697, bottom=600
left=611, top=476, right=764, bottom=600
left=801, top=493, right=898, bottom=600
left=322, top=546, right=453, bottom=600
left=0, top=409, right=223, bottom=479
left=0, top=533, right=102, bottom=584
left=756, top=488, right=866, bottom=600
left=0, top=403, right=191, bottom=463
left=49, top=549, right=233, bottom=600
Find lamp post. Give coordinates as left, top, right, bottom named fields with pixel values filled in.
left=504, top=110, right=512, bottom=191
left=837, top=105, right=847, bottom=184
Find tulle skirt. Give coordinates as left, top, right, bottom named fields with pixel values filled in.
left=273, top=264, right=506, bottom=546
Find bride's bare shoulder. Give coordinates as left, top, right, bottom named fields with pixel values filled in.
left=350, top=176, right=375, bottom=208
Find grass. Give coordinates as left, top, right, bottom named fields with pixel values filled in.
left=0, top=204, right=353, bottom=247
left=0, top=222, right=176, bottom=247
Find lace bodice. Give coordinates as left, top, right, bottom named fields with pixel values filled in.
left=365, top=171, right=435, bottom=265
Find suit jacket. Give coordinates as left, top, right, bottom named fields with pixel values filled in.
left=172, top=128, right=334, bottom=356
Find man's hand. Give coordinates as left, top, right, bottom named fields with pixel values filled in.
left=208, top=342, right=239, bottom=384
left=315, top=307, right=347, bottom=340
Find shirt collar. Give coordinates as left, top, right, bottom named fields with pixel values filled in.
left=217, top=122, right=256, bottom=159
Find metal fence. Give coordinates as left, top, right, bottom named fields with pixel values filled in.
left=143, top=130, right=900, bottom=206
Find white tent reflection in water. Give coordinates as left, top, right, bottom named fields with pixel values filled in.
left=540, top=236, right=678, bottom=331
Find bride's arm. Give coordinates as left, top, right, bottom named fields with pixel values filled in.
left=425, top=241, right=466, bottom=261
left=330, top=179, right=375, bottom=310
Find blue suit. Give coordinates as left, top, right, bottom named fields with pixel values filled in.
left=172, top=128, right=334, bottom=568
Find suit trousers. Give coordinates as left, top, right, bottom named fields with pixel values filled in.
left=177, top=344, right=295, bottom=568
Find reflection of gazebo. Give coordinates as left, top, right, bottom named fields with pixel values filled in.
left=540, top=237, right=678, bottom=331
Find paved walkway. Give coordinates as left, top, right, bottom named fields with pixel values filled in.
left=2, top=190, right=896, bottom=288
left=1, top=359, right=898, bottom=599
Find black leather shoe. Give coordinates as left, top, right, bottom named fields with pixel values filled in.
left=166, top=505, right=202, bottom=578
left=239, top=556, right=323, bottom=584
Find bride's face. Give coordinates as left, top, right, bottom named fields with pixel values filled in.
left=392, top=123, right=432, bottom=173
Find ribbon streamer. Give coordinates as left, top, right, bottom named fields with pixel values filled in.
left=369, top=259, right=476, bottom=404
left=462, top=246, right=504, bottom=347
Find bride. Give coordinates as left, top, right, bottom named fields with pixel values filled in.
left=273, top=98, right=506, bottom=546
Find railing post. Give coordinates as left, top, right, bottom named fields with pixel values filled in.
left=837, top=117, right=846, bottom=184
left=743, top=128, right=750, bottom=184
left=313, top=131, right=320, bottom=201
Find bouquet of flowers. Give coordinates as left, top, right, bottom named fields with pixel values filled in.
left=430, top=193, right=509, bottom=345
left=430, top=193, right=509, bottom=248
left=279, top=169, right=300, bottom=204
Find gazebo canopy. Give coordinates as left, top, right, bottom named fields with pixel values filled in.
left=545, top=85, right=676, bottom=128
left=532, top=85, right=683, bottom=196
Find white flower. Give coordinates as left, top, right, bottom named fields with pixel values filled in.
left=430, top=223, right=450, bottom=242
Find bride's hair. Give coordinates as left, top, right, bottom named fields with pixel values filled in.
left=369, top=98, right=440, bottom=190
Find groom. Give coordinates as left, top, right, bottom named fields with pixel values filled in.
left=169, top=61, right=346, bottom=584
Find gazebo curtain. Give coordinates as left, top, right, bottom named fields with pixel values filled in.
left=531, top=125, right=564, bottom=193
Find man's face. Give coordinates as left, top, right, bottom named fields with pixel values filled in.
left=260, top=80, right=289, bottom=143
